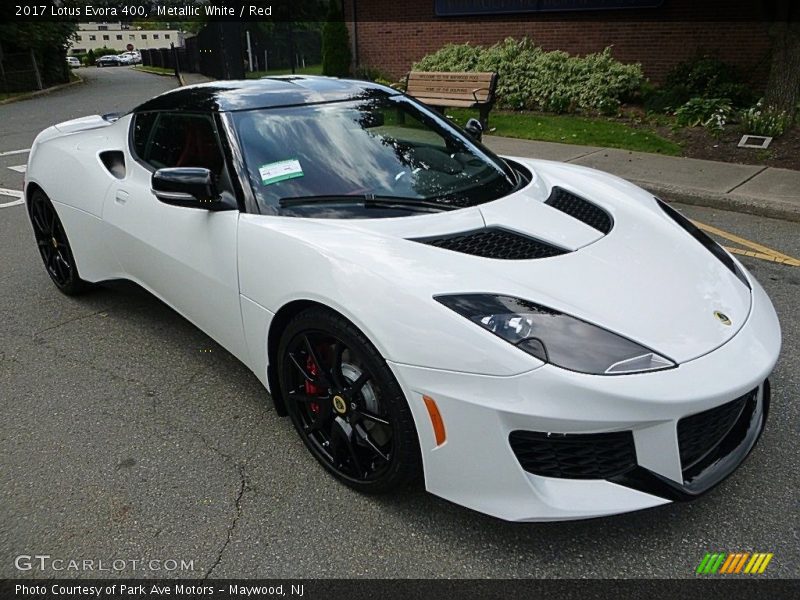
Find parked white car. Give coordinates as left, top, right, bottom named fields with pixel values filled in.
left=23, top=77, right=781, bottom=521
left=118, top=52, right=141, bottom=65
left=66, top=56, right=81, bottom=68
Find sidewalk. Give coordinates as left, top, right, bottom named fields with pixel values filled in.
left=484, top=136, right=800, bottom=223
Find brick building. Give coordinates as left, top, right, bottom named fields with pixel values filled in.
left=344, top=0, right=770, bottom=84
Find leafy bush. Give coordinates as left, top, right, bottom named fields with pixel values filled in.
left=740, top=101, right=794, bottom=137
left=674, top=97, right=733, bottom=134
left=645, top=56, right=755, bottom=113
left=413, top=39, right=644, bottom=114
left=353, top=65, right=393, bottom=83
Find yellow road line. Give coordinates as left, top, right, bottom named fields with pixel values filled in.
left=724, top=247, right=800, bottom=267
left=693, top=220, right=797, bottom=262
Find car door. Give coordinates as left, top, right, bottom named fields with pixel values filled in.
left=102, top=110, right=248, bottom=362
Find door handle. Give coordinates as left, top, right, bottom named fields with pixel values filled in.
left=115, top=190, right=130, bottom=205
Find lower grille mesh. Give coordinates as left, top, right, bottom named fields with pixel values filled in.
left=509, top=430, right=637, bottom=479
left=677, top=388, right=757, bottom=471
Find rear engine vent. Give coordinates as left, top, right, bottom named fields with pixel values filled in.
left=413, top=227, right=567, bottom=260
left=509, top=430, right=637, bottom=479
left=546, top=186, right=612, bottom=234
left=677, top=388, right=757, bottom=471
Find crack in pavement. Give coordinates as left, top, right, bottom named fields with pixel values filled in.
left=204, top=463, right=247, bottom=579
left=32, top=306, right=116, bottom=340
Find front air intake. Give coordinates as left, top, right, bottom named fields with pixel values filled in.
left=412, top=227, right=567, bottom=260
left=509, top=430, right=637, bottom=479
left=677, top=388, right=757, bottom=472
left=546, top=187, right=613, bottom=234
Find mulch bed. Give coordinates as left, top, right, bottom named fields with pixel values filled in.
left=658, top=124, right=800, bottom=171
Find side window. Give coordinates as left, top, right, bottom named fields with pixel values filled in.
left=134, top=112, right=225, bottom=177
left=132, top=112, right=158, bottom=161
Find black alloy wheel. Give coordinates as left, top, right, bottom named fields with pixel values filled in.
left=28, top=189, right=89, bottom=295
left=278, top=307, right=421, bottom=493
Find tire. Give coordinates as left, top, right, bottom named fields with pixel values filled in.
left=277, top=306, right=422, bottom=493
left=28, top=189, right=91, bottom=296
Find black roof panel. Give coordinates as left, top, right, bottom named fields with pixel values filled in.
left=132, top=76, right=399, bottom=113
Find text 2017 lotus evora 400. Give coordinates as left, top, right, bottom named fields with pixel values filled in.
left=25, top=77, right=781, bottom=521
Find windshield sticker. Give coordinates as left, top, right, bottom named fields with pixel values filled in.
left=259, top=159, right=304, bottom=185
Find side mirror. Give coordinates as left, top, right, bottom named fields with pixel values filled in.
left=464, top=118, right=484, bottom=142
left=151, top=167, right=227, bottom=210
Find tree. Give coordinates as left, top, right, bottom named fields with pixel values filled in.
left=322, top=1, right=351, bottom=77
left=0, top=18, right=77, bottom=88
left=763, top=1, right=800, bottom=119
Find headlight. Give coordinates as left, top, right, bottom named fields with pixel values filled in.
left=436, top=294, right=676, bottom=375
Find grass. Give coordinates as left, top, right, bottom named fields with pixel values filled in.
left=246, top=64, right=323, bottom=79
left=447, top=108, right=682, bottom=156
left=132, top=66, right=175, bottom=76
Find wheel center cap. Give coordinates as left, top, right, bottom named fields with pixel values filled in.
left=332, top=395, right=347, bottom=415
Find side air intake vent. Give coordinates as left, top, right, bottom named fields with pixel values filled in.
left=412, top=227, right=567, bottom=260
left=546, top=186, right=613, bottom=234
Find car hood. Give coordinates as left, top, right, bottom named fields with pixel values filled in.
left=264, top=158, right=752, bottom=365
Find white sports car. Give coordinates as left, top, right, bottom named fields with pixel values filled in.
left=25, top=77, right=781, bottom=521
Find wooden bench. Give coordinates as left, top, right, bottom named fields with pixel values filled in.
left=404, top=71, right=498, bottom=128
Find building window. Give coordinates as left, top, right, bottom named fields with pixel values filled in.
left=103, top=35, right=109, bottom=41
left=116, top=35, right=122, bottom=40
left=76, top=35, right=82, bottom=41
left=153, top=34, right=159, bottom=40
left=98, top=25, right=108, bottom=31
left=89, top=35, right=96, bottom=41
left=165, top=34, right=170, bottom=39
left=141, top=34, right=147, bottom=40
left=129, top=35, right=135, bottom=40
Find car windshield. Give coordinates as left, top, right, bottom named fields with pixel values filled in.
left=232, top=94, right=519, bottom=218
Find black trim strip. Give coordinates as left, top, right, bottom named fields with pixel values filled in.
left=656, top=198, right=751, bottom=289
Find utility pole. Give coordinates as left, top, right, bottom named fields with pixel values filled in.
left=246, top=29, right=254, bottom=72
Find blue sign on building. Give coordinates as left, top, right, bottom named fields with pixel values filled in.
left=435, top=0, right=665, bottom=17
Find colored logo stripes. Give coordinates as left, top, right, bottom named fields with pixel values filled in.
left=696, top=552, right=773, bottom=574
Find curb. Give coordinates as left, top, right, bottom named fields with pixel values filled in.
left=0, top=73, right=84, bottom=106
left=131, top=66, right=175, bottom=77
left=636, top=181, right=800, bottom=224
left=132, top=66, right=184, bottom=87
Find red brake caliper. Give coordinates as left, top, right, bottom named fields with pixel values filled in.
left=305, top=354, right=324, bottom=414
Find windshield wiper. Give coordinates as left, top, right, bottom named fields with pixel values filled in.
left=278, top=194, right=457, bottom=212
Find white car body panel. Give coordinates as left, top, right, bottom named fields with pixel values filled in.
left=24, top=94, right=781, bottom=521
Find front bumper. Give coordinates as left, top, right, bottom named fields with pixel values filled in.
left=388, top=278, right=780, bottom=521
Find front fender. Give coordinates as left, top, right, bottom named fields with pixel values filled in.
left=237, top=214, right=540, bottom=377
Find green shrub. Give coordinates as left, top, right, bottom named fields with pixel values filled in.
left=92, top=47, right=122, bottom=56
left=353, top=65, right=393, bottom=82
left=413, top=38, right=644, bottom=114
left=646, top=55, right=755, bottom=113
left=740, top=101, right=793, bottom=137
left=321, top=1, right=351, bottom=77
left=674, top=97, right=733, bottom=134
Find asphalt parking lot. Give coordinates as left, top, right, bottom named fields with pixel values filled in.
left=0, top=67, right=798, bottom=579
